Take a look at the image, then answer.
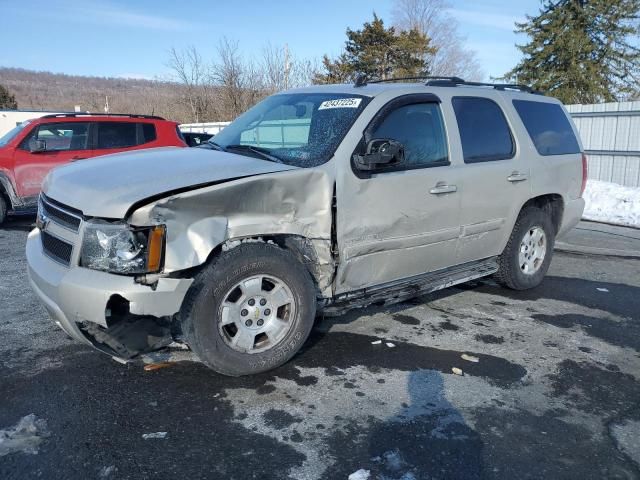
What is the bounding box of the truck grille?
[41,231,74,265]
[40,195,82,232]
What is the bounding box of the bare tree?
[211,38,266,120]
[262,43,290,92]
[167,46,216,122]
[261,43,318,92]
[392,0,483,80]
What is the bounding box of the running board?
[323,257,498,315]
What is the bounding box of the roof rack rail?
[371,75,465,84]
[352,74,541,94]
[40,113,165,120]
[354,75,465,86]
[425,78,541,94]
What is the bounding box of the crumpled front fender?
[129,168,335,295]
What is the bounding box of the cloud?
[449,8,525,31]
[84,3,195,31]
[8,0,199,32]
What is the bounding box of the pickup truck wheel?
[180,243,316,376]
[0,196,7,225]
[495,207,555,290]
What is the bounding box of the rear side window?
[97,122,137,149]
[370,102,449,168]
[512,100,581,155]
[142,123,157,143]
[96,122,156,149]
[452,97,514,163]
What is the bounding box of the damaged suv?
[26,77,586,375]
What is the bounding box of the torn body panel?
[26,228,193,330]
[129,168,336,297]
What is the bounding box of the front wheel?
[180,242,317,376]
[495,207,555,290]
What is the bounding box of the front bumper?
[26,228,193,348]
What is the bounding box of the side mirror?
[354,138,405,171]
[30,139,47,153]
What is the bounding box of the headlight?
[80,221,165,274]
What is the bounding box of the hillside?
[0,67,196,123]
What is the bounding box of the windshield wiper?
[224,144,283,164]
[204,140,226,151]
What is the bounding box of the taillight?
[580,153,588,197]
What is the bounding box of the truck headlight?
[80,221,165,274]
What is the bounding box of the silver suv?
[26,77,586,376]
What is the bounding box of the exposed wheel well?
[185,234,328,299]
[0,176,15,211]
[520,194,564,234]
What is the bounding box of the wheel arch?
[0,172,17,209]
[518,193,564,235]
[185,234,335,300]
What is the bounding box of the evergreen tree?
[506,0,640,103]
[315,13,435,83]
[0,84,18,109]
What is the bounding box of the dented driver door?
[334,94,463,294]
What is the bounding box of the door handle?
[429,182,457,195]
[71,156,87,161]
[507,172,529,182]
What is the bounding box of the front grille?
[40,196,81,232]
[41,231,73,266]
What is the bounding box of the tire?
[180,242,317,376]
[0,195,7,226]
[494,207,555,290]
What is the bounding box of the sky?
[0,0,542,81]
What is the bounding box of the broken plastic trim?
[78,294,174,359]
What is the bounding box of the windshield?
[0,121,30,147]
[211,93,369,167]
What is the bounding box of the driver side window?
[371,103,449,168]
[21,122,90,152]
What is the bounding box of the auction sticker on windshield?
[318,98,362,110]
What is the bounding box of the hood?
[43,147,297,218]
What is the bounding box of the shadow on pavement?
[1,216,35,232]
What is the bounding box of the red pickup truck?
[0,113,186,224]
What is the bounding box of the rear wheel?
[0,195,7,226]
[495,207,555,290]
[180,242,316,376]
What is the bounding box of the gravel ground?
[1,217,639,480]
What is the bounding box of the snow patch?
[0,414,50,457]
[142,432,168,439]
[583,180,640,227]
[348,469,370,480]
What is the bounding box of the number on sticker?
[318,98,362,110]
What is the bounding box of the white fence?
[567,102,640,187]
[179,122,230,136]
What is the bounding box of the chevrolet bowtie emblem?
[36,212,49,231]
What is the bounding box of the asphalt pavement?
[1,218,639,480]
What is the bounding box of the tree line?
[1,0,638,120]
